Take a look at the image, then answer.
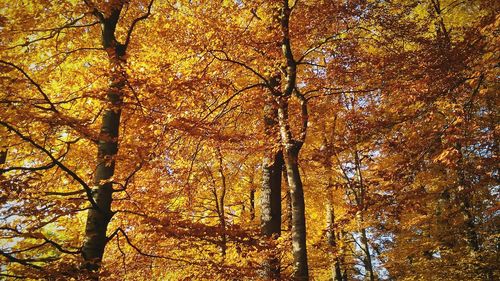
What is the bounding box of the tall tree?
[80,1,153,278]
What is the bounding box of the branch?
[44,189,86,196]
[111,228,192,263]
[83,0,105,22]
[200,83,265,122]
[1,161,57,174]
[1,228,80,255]
[112,161,144,192]
[0,121,99,210]
[0,250,44,270]
[208,50,270,87]
[305,87,378,100]
[1,141,73,174]
[124,0,154,48]
[0,60,58,112]
[6,15,97,49]
[19,20,99,33]
[297,31,347,63]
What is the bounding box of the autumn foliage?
[0,0,498,280]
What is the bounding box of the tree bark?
[277,97,309,280]
[250,187,256,221]
[216,148,227,259]
[326,201,343,281]
[361,228,374,281]
[81,5,126,279]
[283,146,308,280]
[0,150,6,164]
[284,167,292,231]
[322,134,343,281]
[261,94,283,279]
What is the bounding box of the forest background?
[0,0,498,280]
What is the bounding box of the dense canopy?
[0,0,498,280]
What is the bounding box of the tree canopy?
[0,0,498,280]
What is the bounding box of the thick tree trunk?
[261,151,283,237]
[276,94,308,280]
[261,95,283,279]
[82,58,124,276]
[283,147,308,280]
[81,7,125,279]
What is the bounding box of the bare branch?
[113,228,192,263]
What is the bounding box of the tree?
[0,0,497,280]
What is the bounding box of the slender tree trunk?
[250,187,256,221]
[352,150,374,281]
[361,228,374,281]
[342,269,348,281]
[217,149,227,259]
[82,7,126,279]
[456,144,480,252]
[323,135,343,281]
[326,202,343,281]
[261,94,283,279]
[284,167,292,231]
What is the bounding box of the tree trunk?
[284,167,292,231]
[81,57,124,276]
[250,187,256,221]
[276,94,308,280]
[283,147,308,280]
[361,228,374,281]
[456,144,480,252]
[0,150,6,164]
[261,151,283,236]
[217,149,227,259]
[261,95,283,279]
[323,135,343,281]
[81,7,126,279]
[326,202,343,281]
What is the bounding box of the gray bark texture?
[260,95,283,279]
[277,97,309,280]
[283,147,308,280]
